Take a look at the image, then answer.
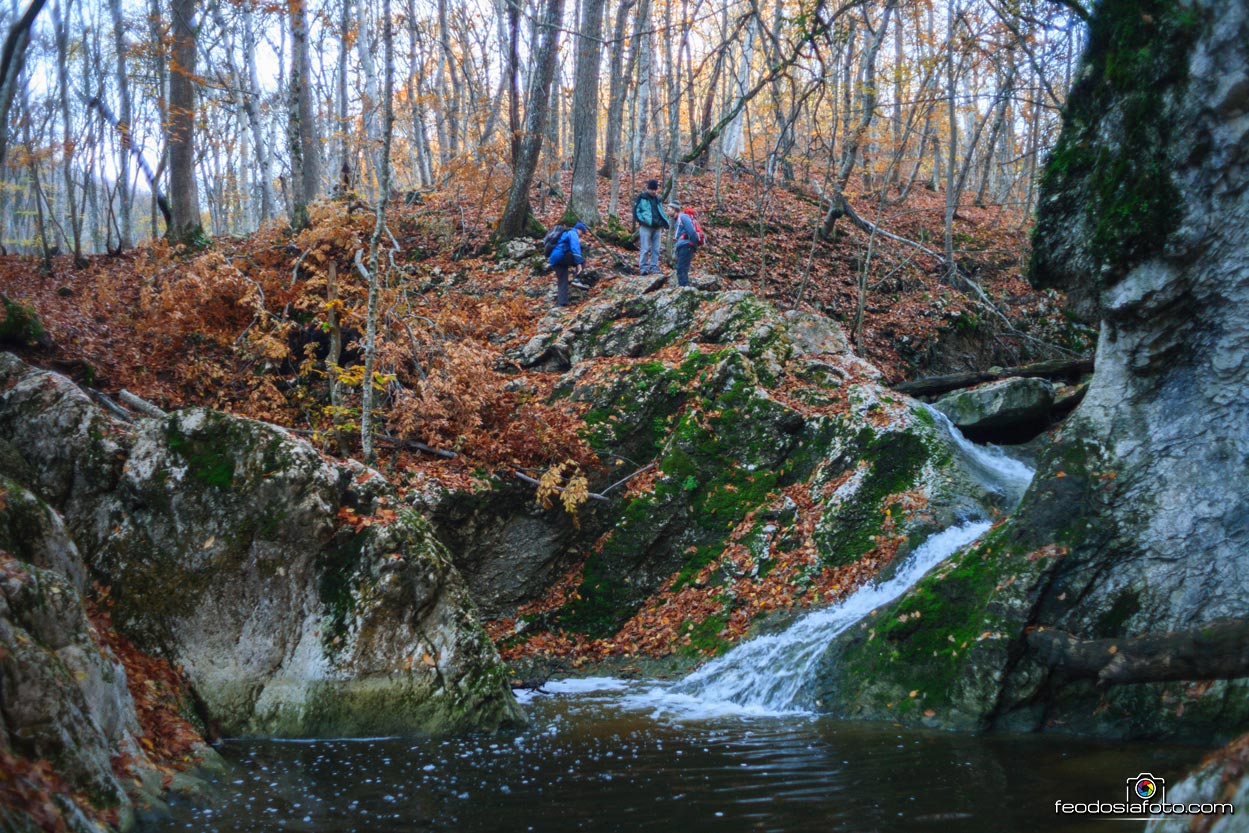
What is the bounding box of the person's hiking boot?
[571,279,590,290]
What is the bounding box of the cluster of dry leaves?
[87,588,203,774]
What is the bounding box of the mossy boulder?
[0,552,167,831]
[0,354,522,738]
[486,287,1020,655]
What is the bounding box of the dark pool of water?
[142,680,1207,833]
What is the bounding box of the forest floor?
[0,167,1093,667]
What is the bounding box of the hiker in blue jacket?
[549,221,587,307]
[633,179,669,275]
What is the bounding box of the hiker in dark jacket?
[548,221,587,307]
[672,204,699,288]
[633,179,669,275]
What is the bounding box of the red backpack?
[684,214,707,248]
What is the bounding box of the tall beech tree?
[568,0,604,225]
[167,0,200,244]
[287,0,320,230]
[495,0,564,241]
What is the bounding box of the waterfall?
[642,415,1035,717]
[926,405,1035,507]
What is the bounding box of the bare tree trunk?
[51,0,80,260]
[436,0,461,158]
[721,15,754,161]
[104,0,131,246]
[407,0,434,187]
[598,0,634,182]
[361,0,394,464]
[337,0,352,195]
[943,0,958,277]
[287,0,320,229]
[630,0,652,172]
[819,0,896,240]
[889,7,903,191]
[212,0,274,223]
[974,63,1015,207]
[495,0,564,240]
[505,0,520,164]
[569,0,604,224]
[167,0,200,244]
[358,0,381,194]
[662,0,681,200]
[146,0,168,238]
[1029,619,1249,686]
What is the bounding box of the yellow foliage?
[536,459,590,527]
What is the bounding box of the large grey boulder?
[933,377,1053,433]
[0,354,522,738]
[1,557,143,832]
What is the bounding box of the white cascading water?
[622,410,1036,718]
[926,405,1035,506]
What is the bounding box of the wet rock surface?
[817,0,1249,743]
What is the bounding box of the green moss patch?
[815,428,929,567]
[1032,0,1203,286]
[0,295,45,347]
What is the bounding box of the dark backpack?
[542,224,567,258]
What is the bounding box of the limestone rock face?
[1,560,142,821]
[0,354,521,739]
[0,479,187,833]
[422,483,581,620]
[933,377,1053,435]
[817,0,1249,742]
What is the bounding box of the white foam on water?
[515,676,634,704]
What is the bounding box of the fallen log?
[894,357,1094,398]
[1028,618,1249,685]
[118,389,168,419]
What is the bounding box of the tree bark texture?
[569,0,605,224]
[167,0,200,244]
[495,0,564,240]
[287,0,320,229]
[1028,620,1249,685]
